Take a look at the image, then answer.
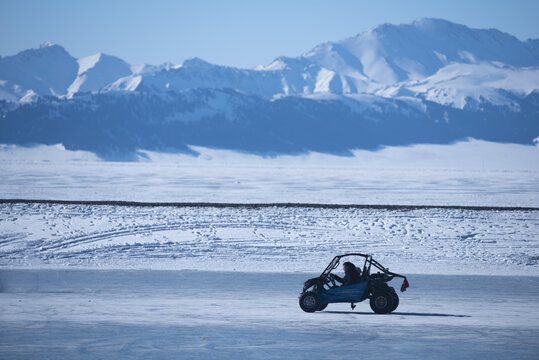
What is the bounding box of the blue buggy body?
[319,281,368,304]
[299,253,409,314]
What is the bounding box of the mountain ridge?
[2,18,538,104]
[0,18,538,159]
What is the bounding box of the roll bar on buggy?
[321,253,409,291]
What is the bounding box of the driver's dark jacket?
[331,271,361,286]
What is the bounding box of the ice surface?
[0,270,538,359]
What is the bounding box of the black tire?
[369,291,394,314]
[299,291,320,313]
[317,303,328,311]
[390,291,399,312]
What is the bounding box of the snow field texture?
[1,202,537,275]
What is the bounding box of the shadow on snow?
[321,311,471,318]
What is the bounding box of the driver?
[330,261,361,286]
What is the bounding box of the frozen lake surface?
[1,270,538,359]
[1,140,538,207]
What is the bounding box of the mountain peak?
[32,42,70,55]
[182,57,213,68]
[39,41,58,48]
[411,17,457,28]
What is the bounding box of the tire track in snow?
[1,202,537,272]
[31,221,329,253]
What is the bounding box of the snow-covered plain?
[1,139,538,359]
[1,139,538,207]
[1,202,538,275]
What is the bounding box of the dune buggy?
[299,253,409,314]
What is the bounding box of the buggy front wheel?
[317,303,328,311]
[299,292,320,313]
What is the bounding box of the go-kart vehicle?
[299,253,409,314]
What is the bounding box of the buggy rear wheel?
[299,291,320,313]
[389,288,399,312]
[369,292,394,314]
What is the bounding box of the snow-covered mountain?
[300,18,539,83]
[105,18,539,103]
[67,53,132,96]
[1,18,538,159]
[0,42,78,102]
[3,18,537,105]
[0,43,163,102]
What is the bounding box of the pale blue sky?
[1,0,538,68]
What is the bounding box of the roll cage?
[299,253,409,313]
[320,253,407,283]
